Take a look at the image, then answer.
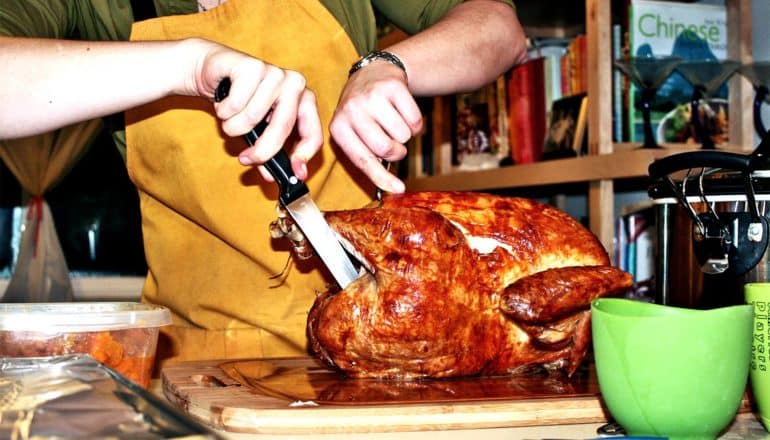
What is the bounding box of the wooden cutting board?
[161,357,612,434]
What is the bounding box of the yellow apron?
[125,0,372,367]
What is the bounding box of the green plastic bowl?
[591,298,752,440]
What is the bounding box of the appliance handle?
[648,151,750,179]
[649,150,763,222]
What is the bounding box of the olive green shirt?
[0,0,514,55]
[0,0,515,152]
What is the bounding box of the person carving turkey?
[0,0,527,367]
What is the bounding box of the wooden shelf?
[405,144,750,193]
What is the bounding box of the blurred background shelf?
[396,0,759,255]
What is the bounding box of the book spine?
[495,75,510,160]
[627,3,638,142]
[560,53,570,97]
[507,57,546,165]
[578,35,588,94]
[568,38,578,95]
[614,215,628,270]
[612,24,624,143]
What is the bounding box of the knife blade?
[215,78,359,288]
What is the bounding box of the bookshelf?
[399,0,756,253]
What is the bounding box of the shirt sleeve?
[372,0,516,35]
[0,0,137,41]
[0,0,74,37]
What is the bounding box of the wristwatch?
[348,51,407,78]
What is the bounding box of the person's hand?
[330,61,423,194]
[185,39,322,182]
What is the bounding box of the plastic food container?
[0,302,172,388]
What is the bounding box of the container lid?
[0,302,172,332]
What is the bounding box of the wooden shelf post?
[586,0,615,253]
[727,0,754,151]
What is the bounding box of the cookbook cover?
[626,0,728,144]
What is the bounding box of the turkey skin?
[307,191,632,379]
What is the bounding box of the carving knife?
[215,79,359,288]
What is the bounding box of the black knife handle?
[215,78,309,205]
[262,150,310,205]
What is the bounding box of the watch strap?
[348,51,407,79]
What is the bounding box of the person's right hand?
[184,38,322,182]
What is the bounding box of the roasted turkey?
[306,191,632,379]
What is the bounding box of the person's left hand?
[330,61,423,194]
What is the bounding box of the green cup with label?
[745,283,770,431]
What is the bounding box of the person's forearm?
[0,36,198,139]
[384,0,527,96]
[1,35,324,181]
